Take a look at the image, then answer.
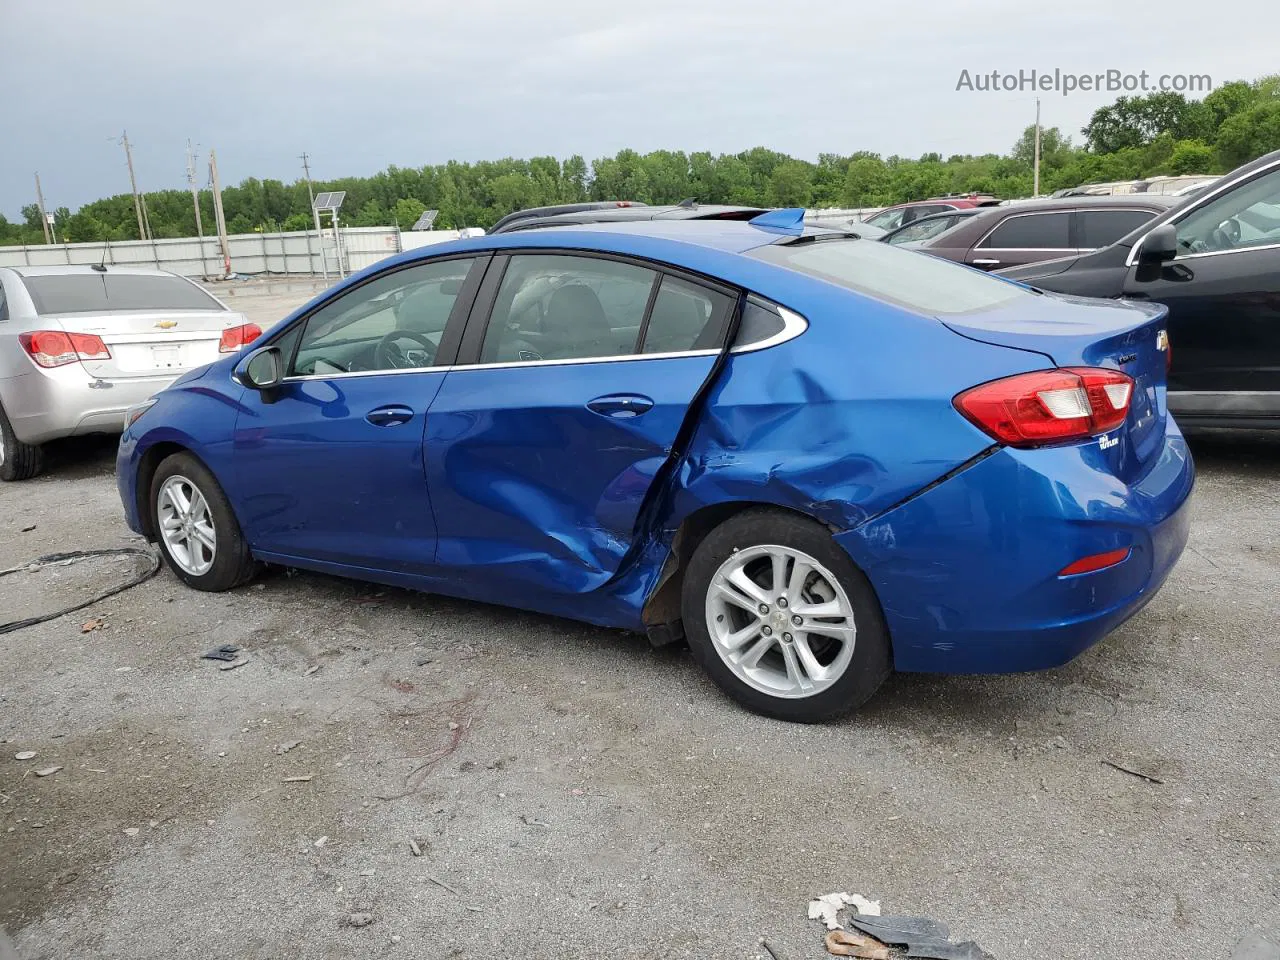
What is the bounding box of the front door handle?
[365,404,414,426]
[971,258,1002,268]
[586,394,654,418]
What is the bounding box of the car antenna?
[91,244,108,272]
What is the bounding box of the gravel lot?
[1,280,1277,959]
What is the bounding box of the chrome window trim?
[1125,155,1280,267]
[1135,239,1280,266]
[273,306,807,381]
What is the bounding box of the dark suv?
[1001,148,1280,430]
[490,200,768,234]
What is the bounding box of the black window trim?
[449,247,742,369]
[1070,206,1162,250]
[265,252,490,383]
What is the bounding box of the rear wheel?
[150,452,256,591]
[681,509,892,722]
[0,401,44,481]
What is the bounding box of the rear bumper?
[0,367,176,445]
[836,425,1195,673]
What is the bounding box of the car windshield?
[749,238,1029,315]
[887,217,959,244]
[21,273,224,315]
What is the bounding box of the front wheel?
[150,452,257,591]
[681,509,892,722]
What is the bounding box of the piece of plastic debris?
[520,815,549,828]
[21,525,36,533]
[826,929,891,959]
[359,869,375,877]
[304,665,321,677]
[347,913,374,927]
[408,838,423,857]
[314,836,328,848]
[34,766,62,777]
[846,915,995,960]
[219,657,249,671]
[808,892,882,930]
[283,775,313,783]
[200,644,241,662]
[123,828,140,837]
[14,751,36,761]
[275,740,302,755]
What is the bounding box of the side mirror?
[1138,223,1178,263]
[236,345,284,391]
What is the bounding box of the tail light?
[1059,547,1131,577]
[18,330,111,368]
[219,322,262,353]
[954,367,1134,447]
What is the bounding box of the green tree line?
[4,75,1279,247]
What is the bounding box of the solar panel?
[312,191,346,211]
[410,209,439,231]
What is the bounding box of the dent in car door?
[423,253,736,600]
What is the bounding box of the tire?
[150,452,257,591]
[0,401,45,481]
[681,508,892,722]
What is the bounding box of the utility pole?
[209,149,231,278]
[34,173,52,245]
[187,140,209,278]
[300,151,327,281]
[119,131,148,241]
[1033,97,1042,198]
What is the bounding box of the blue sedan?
[116,210,1193,721]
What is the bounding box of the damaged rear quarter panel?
[659,279,1049,545]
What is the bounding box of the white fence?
[0,226,406,278]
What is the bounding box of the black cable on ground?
[0,547,161,635]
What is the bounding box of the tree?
[768,161,813,207]
[1203,81,1259,133]
[841,156,890,206]
[1165,140,1216,174]
[1083,92,1211,153]
[1216,100,1280,168]
[393,197,427,231]
[1011,125,1072,168]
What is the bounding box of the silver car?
[0,265,259,480]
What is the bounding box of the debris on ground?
[345,913,374,927]
[808,892,882,930]
[314,836,328,848]
[80,618,106,633]
[33,766,62,777]
[520,815,549,828]
[13,751,36,761]
[282,775,313,783]
[218,657,250,672]
[274,740,301,755]
[303,665,322,677]
[845,914,995,960]
[825,929,890,958]
[408,838,423,857]
[200,644,241,662]
[1101,758,1165,784]
[123,828,140,837]
[21,525,36,532]
[426,875,461,896]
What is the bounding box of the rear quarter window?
[748,238,1028,316]
[21,273,224,315]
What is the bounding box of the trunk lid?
[47,310,250,380]
[943,291,1171,479]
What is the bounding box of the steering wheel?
[373,330,436,369]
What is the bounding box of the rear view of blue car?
[115,212,1193,721]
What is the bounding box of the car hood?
[996,254,1081,281]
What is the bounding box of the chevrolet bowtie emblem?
[155,319,178,329]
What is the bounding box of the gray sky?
[3,0,1273,218]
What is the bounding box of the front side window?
[480,255,657,363]
[749,238,1028,316]
[978,212,1071,249]
[1077,209,1158,248]
[888,216,960,244]
[864,208,905,230]
[21,272,224,315]
[1173,167,1280,255]
[290,257,475,376]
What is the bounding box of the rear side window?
[21,273,224,315]
[0,281,8,322]
[1077,209,1157,248]
[732,298,786,346]
[641,276,732,354]
[749,238,1028,316]
[979,212,1071,249]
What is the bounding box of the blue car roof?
[481,219,786,255]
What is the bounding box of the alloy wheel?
[157,474,217,576]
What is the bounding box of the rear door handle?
[365,404,414,426]
[586,394,654,418]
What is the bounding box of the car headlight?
[124,398,158,429]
